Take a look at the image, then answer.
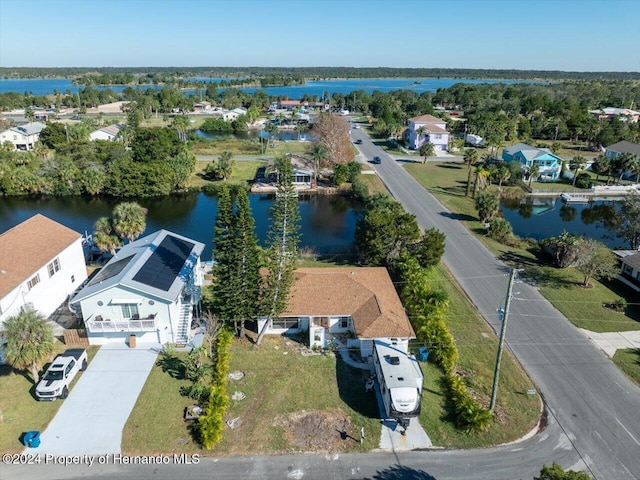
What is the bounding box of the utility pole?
[489,267,516,412]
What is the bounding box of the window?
[622,264,633,275]
[434,134,442,139]
[71,275,75,283]
[121,304,139,319]
[272,317,299,329]
[340,317,349,329]
[47,258,61,277]
[27,274,40,290]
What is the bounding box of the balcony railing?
[86,318,157,333]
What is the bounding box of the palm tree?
[93,216,121,255]
[217,150,234,181]
[307,143,328,184]
[112,202,148,243]
[591,155,610,182]
[464,149,479,197]
[475,192,500,223]
[614,152,636,184]
[2,310,55,384]
[528,162,540,188]
[419,142,435,163]
[472,165,489,198]
[497,165,511,188]
[569,156,587,186]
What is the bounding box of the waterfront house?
[69,230,204,346]
[614,251,640,292]
[257,267,416,358]
[89,123,125,142]
[589,107,639,123]
[605,141,640,161]
[502,143,563,181]
[407,114,449,151]
[0,121,46,151]
[0,214,88,326]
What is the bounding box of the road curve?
[352,127,640,480]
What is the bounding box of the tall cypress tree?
[256,156,300,346]
[211,184,236,326]
[232,188,261,338]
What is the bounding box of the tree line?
[3,66,639,81]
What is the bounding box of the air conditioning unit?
[22,302,35,313]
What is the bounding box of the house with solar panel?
[69,230,205,345]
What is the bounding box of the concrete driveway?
[34,342,160,455]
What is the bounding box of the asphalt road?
[351,127,640,480]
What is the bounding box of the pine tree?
[232,188,261,338]
[256,156,300,346]
[211,184,236,326]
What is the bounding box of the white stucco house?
[89,123,125,142]
[0,214,88,326]
[69,230,204,346]
[407,114,449,151]
[257,267,416,358]
[0,121,47,150]
[222,107,247,121]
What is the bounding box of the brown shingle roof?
[283,267,415,339]
[408,114,445,124]
[420,124,448,134]
[0,214,82,298]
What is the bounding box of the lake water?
[500,197,628,249]
[196,129,317,142]
[0,77,543,97]
[0,193,362,261]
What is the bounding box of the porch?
[85,314,157,333]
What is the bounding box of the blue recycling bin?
[23,431,41,448]
[418,347,429,362]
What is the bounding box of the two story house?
[70,229,204,346]
[502,143,563,182]
[0,121,47,151]
[407,114,449,151]
[0,214,88,325]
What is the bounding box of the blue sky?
[1,0,639,71]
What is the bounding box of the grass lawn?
[612,349,640,387]
[404,161,640,333]
[191,138,309,157]
[123,337,382,455]
[417,265,540,448]
[190,160,267,189]
[0,344,100,453]
[359,173,389,196]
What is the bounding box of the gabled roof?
[606,141,640,157]
[620,252,640,271]
[92,123,124,137]
[408,114,445,124]
[0,214,82,298]
[503,143,559,161]
[283,267,415,339]
[589,107,640,116]
[71,230,204,304]
[418,124,447,134]
[11,121,47,136]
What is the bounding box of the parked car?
[36,349,88,401]
[355,139,363,144]
[372,156,382,164]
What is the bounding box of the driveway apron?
[34,343,160,455]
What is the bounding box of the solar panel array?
[132,235,195,291]
[88,255,135,286]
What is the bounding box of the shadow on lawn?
[156,353,185,380]
[335,356,379,419]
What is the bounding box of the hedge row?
[396,254,493,433]
[198,328,233,449]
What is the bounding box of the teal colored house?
[502,143,563,182]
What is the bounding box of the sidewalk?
[580,328,640,357]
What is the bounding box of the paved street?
[351,127,640,479]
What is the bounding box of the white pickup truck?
[36,349,88,401]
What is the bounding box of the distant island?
[1,66,639,82]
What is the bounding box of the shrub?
[198,328,233,449]
[574,172,592,189]
[488,218,513,242]
[350,178,369,201]
[446,372,493,433]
